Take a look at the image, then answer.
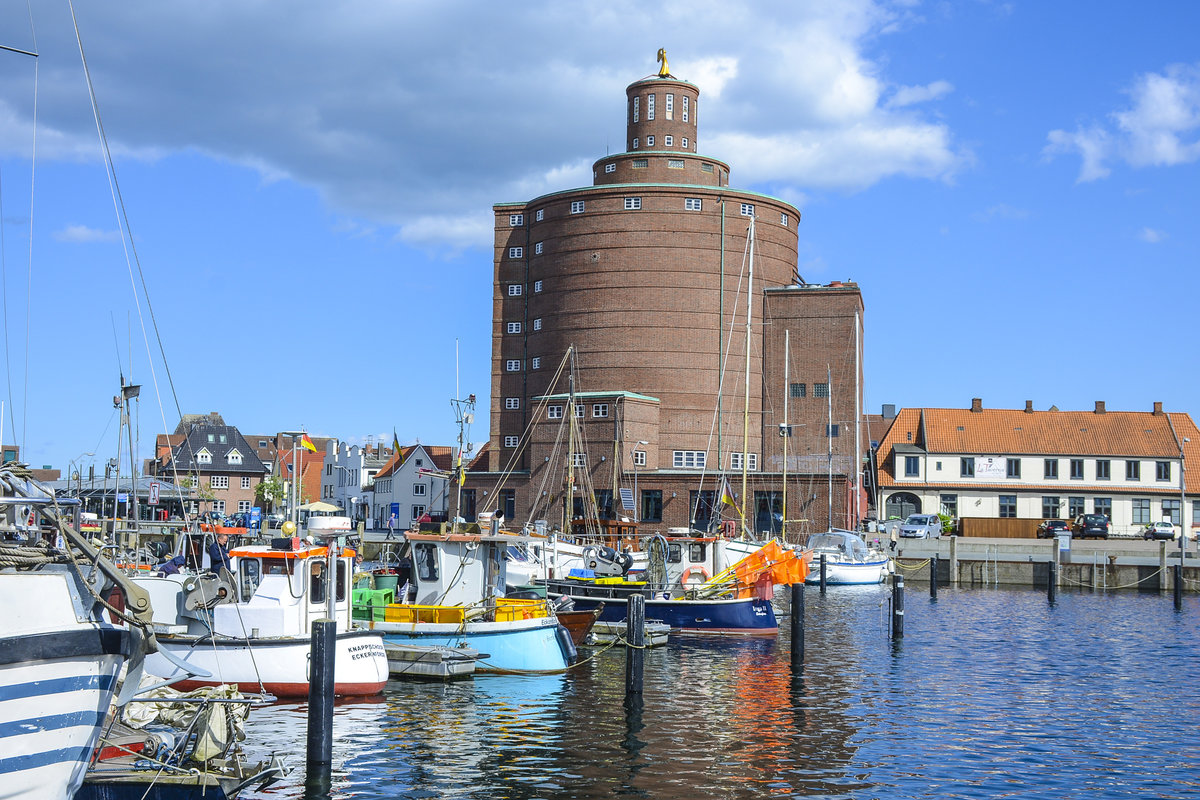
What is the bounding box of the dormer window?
[196,448,212,465]
[227,449,243,466]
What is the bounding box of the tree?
[256,475,287,513]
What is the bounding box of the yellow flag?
[301,433,317,453]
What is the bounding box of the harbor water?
[241,586,1200,799]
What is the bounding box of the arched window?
[885,492,922,519]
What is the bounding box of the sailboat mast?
[826,364,833,531]
[741,220,754,539]
[564,349,576,536]
[782,330,789,543]
[854,311,861,528]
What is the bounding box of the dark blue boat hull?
[547,581,777,635]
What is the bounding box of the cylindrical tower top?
[625,51,699,156]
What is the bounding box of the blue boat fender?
[555,624,578,664]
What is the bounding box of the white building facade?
[370,444,455,531]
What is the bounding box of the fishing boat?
[0,467,153,800]
[804,529,890,585]
[542,534,807,635]
[134,517,388,697]
[360,527,574,674]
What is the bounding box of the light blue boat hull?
[371,617,568,675]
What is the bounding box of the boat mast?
[854,311,861,528]
[740,220,754,539]
[782,329,789,543]
[827,364,833,531]
[563,347,576,536]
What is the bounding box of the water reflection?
[242,588,1200,799]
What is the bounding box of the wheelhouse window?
[414,543,439,582]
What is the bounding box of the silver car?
[899,513,941,538]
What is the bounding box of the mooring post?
[790,582,805,667]
[819,553,827,594]
[930,555,939,599]
[1047,560,1057,603]
[1174,564,1183,611]
[625,594,645,699]
[306,619,337,773]
[891,573,904,639]
[949,534,959,587]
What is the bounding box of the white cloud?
[886,80,954,108]
[1138,227,1167,243]
[1045,62,1200,182]
[54,225,120,243]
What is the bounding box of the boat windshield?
[809,532,868,558]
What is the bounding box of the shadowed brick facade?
[458,60,865,539]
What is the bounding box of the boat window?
[310,560,327,604]
[415,543,439,582]
[667,543,682,563]
[239,558,261,602]
[336,560,346,602]
[687,542,707,562]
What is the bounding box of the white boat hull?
[145,629,388,698]
[805,558,890,585]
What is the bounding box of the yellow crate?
[383,605,464,624]
[494,598,546,621]
[595,577,642,586]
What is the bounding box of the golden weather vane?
[657,48,669,77]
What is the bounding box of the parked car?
[1071,514,1109,539]
[899,513,941,539]
[1142,521,1178,541]
[1036,519,1071,539]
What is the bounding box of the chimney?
[1153,401,1163,416]
[970,398,983,413]
[882,403,896,419]
[1025,400,1034,414]
[1094,400,1106,414]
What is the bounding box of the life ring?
[681,565,710,585]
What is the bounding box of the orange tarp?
[731,541,810,597]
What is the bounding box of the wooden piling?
[790,583,804,667]
[306,619,337,772]
[891,574,904,639]
[930,555,938,599]
[1047,560,1057,603]
[625,594,645,699]
[819,554,827,594]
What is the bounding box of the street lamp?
[632,440,648,524]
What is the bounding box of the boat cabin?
[221,537,356,635]
[406,530,516,608]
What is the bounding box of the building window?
[1132,498,1150,524]
[673,451,707,469]
[211,476,229,489]
[904,456,919,477]
[498,489,516,519]
[814,383,829,398]
[508,246,523,259]
[633,96,639,123]
[197,450,212,465]
[681,137,689,149]
[999,495,1017,518]
[682,95,689,122]
[534,242,543,255]
[507,284,522,296]
[506,322,521,334]
[633,449,647,467]
[238,500,251,513]
[1094,497,1112,519]
[826,424,839,437]
[667,159,684,169]
[413,483,427,496]
[531,357,541,369]
[1096,459,1111,480]
[641,490,663,522]
[212,500,225,514]
[632,158,648,168]
[665,135,674,147]
[940,494,958,518]
[1126,460,1141,480]
[1007,458,1021,479]
[647,93,655,120]
[605,163,616,174]
[504,436,519,448]
[633,137,638,149]
[646,135,655,147]
[1156,461,1171,481]
[534,280,543,293]
[789,382,806,398]
[665,93,673,119]
[227,450,243,465]
[1070,459,1084,480]
[701,163,714,173]
[506,360,521,372]
[570,201,585,214]
[685,198,702,211]
[1044,459,1058,479]
[961,457,975,478]
[781,213,789,226]
[572,453,586,468]
[505,397,520,409]
[592,403,609,418]
[1068,497,1086,517]
[1042,496,1060,519]
[730,452,758,471]
[740,203,754,217]
[548,405,563,419]
[533,318,542,331]
[242,476,252,490]
[1163,499,1181,524]
[509,214,523,226]
[574,404,584,418]
[624,197,642,210]
[410,505,426,522]
[536,208,544,222]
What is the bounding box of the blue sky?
[0,1,1197,476]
